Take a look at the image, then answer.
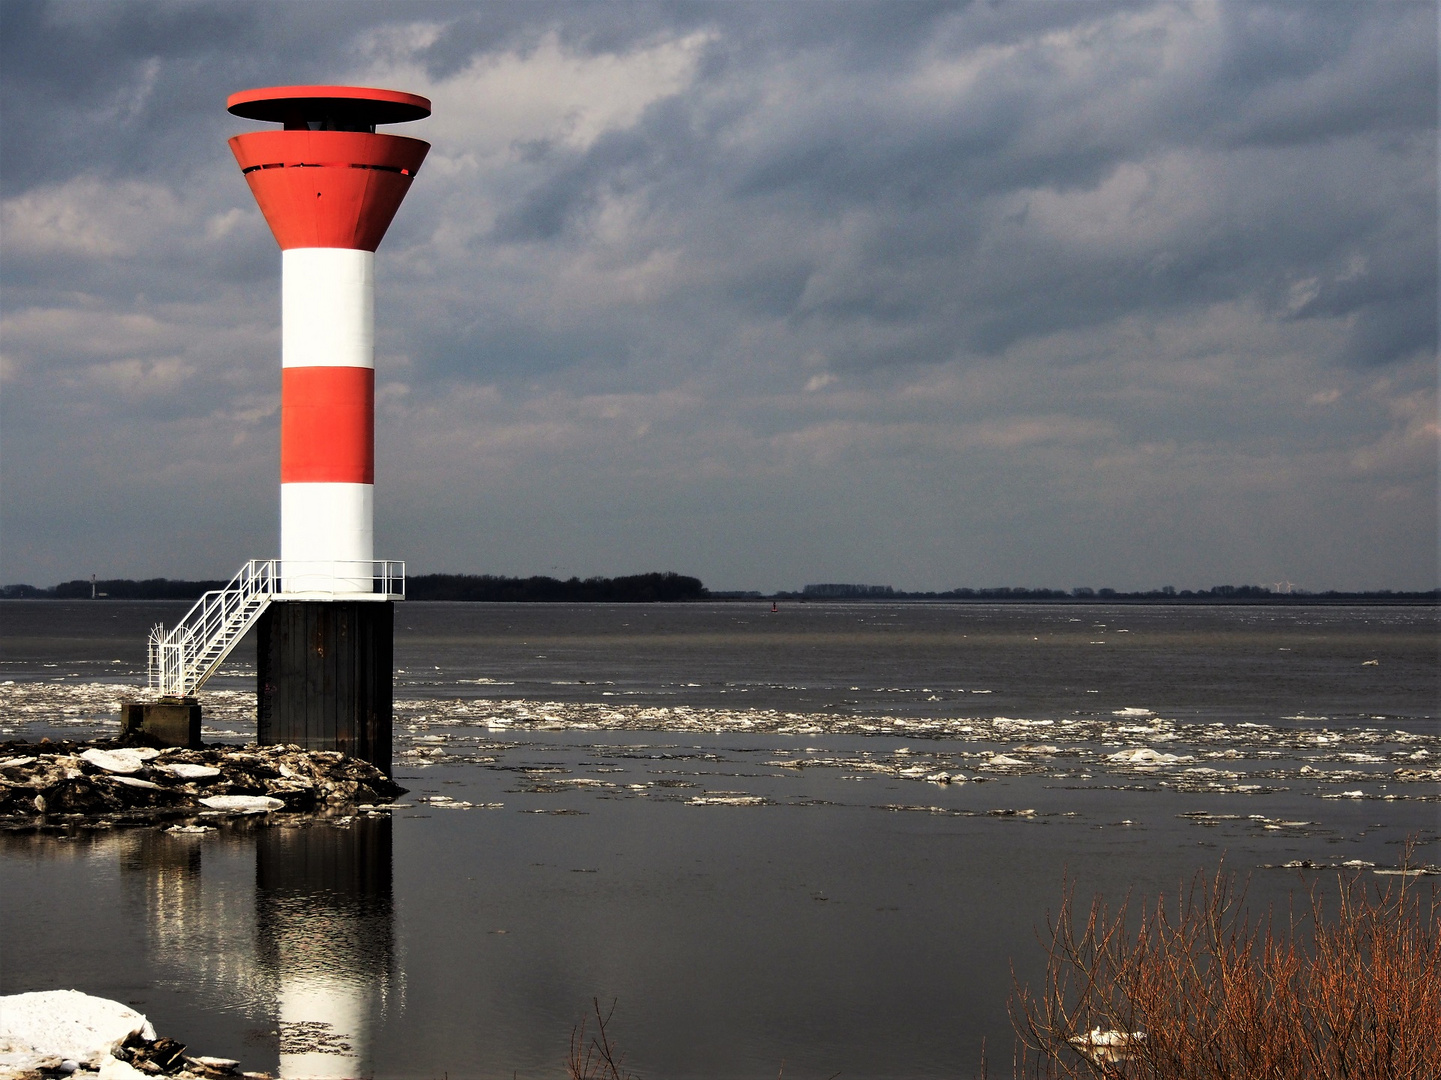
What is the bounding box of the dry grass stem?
[568,997,635,1080]
[1011,853,1440,1079]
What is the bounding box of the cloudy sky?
[1,1,1436,593]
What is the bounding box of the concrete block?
[121,698,202,748]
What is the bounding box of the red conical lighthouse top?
[228,85,431,251]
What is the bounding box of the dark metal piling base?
[257,600,393,774]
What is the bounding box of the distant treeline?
[2,572,709,603]
[778,584,1439,603]
[408,572,708,602]
[2,578,229,600]
[2,577,1434,604]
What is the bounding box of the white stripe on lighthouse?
[282,248,374,368]
[281,483,374,594]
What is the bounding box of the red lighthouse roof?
[228,84,431,251]
[227,85,431,128]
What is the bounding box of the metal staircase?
[148,559,279,697]
[146,558,406,696]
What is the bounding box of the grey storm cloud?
[1,1,1435,592]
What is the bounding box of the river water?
[1,600,1437,1078]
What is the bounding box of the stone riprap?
[0,741,405,829]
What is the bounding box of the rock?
[0,740,405,827]
[124,1035,186,1072]
[45,776,127,815]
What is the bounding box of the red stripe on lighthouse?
[281,366,375,484]
[228,130,429,251]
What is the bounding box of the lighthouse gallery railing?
[147,559,404,696]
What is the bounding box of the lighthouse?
[227,85,430,771]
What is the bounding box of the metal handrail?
[278,559,406,598]
[147,559,405,696]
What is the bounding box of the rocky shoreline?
[0,740,405,830]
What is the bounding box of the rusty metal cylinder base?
[257,600,393,773]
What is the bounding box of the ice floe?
[0,989,155,1071]
[1070,1027,1145,1065]
[687,794,768,806]
[198,795,285,814]
[0,989,256,1077]
[79,748,160,774]
[156,763,221,781]
[1108,748,1193,766]
[983,754,1028,768]
[4,681,1437,818]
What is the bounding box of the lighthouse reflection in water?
[259,820,394,1078]
[129,819,395,1079]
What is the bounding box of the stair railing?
[146,559,404,696]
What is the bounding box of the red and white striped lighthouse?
[227,86,430,770]
[228,85,429,593]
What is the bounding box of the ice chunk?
[1108,748,1189,765]
[1069,1027,1146,1065]
[0,989,156,1070]
[159,763,222,780]
[984,754,1027,767]
[198,795,285,813]
[686,795,767,806]
[108,776,162,790]
[97,1057,148,1079]
[79,748,157,775]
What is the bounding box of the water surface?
[2,601,1436,1077]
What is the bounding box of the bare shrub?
[568,997,634,1080]
[1010,859,1440,1079]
